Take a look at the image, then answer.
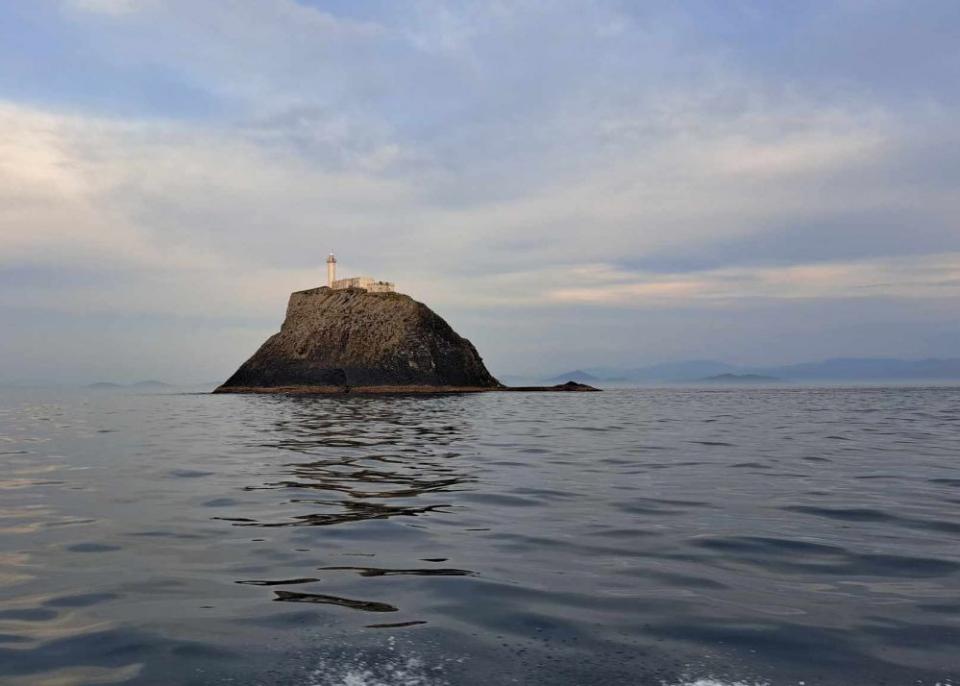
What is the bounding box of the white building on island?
[325,253,395,293]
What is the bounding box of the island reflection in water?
[1,387,959,685]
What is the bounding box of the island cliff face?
[215,287,502,393]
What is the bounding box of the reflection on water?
[2,664,143,686]
[273,590,399,613]
[0,387,959,685]
[316,567,475,577]
[214,501,452,528]
[226,397,474,533]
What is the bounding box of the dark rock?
[215,287,501,393]
[505,381,602,392]
[553,381,602,391]
[544,370,600,383]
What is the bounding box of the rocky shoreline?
[213,381,600,394]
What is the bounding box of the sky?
[1,0,959,384]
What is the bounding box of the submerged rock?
[215,287,502,393]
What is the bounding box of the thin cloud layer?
[0,1,958,383]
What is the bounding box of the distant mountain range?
[546,358,960,383]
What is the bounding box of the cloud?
[0,80,954,317]
[1,1,959,380]
[0,101,419,319]
[65,0,140,15]
[544,255,960,306]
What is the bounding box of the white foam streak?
[306,655,448,686]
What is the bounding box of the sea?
[0,385,958,686]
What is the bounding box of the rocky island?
[215,266,598,394]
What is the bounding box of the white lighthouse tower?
[326,252,337,287]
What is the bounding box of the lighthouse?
[323,252,395,293]
[326,252,337,287]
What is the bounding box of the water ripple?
[1,386,959,684]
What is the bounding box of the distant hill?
[130,380,173,389]
[699,373,781,383]
[753,358,960,381]
[614,360,738,381]
[548,358,960,383]
[544,370,600,383]
[566,360,739,382]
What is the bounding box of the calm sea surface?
[0,387,958,686]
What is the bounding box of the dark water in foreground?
[1,387,958,686]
